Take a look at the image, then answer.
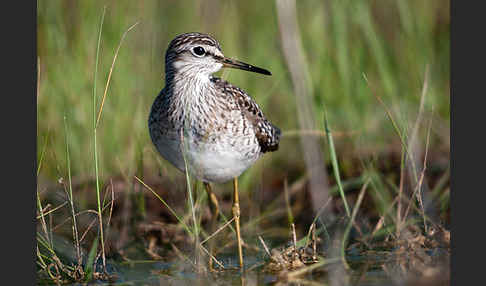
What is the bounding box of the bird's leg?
[232,177,244,269]
[204,182,220,271]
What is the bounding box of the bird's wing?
[211,77,281,153]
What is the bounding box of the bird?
[148,32,280,269]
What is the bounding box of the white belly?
[154,137,259,183]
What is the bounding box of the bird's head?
[165,32,271,80]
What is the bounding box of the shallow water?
[38,250,420,286]
[38,222,449,285]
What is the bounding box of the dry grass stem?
[304,223,314,249]
[199,244,225,269]
[170,243,196,269]
[403,113,433,228]
[37,195,51,245]
[258,236,272,257]
[407,64,431,181]
[312,224,317,261]
[371,196,399,238]
[103,180,116,248]
[96,21,139,128]
[291,223,297,252]
[304,197,333,246]
[200,216,235,245]
[80,218,99,243]
[51,204,112,233]
[362,73,416,175]
[396,150,406,236]
[36,201,68,220]
[134,175,192,236]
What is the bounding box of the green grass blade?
[64,115,81,263]
[324,108,350,217]
[180,132,201,265]
[134,176,193,237]
[37,130,49,176]
[284,179,294,225]
[341,178,369,269]
[84,234,99,280]
[92,5,107,271]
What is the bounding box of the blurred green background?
[37,0,449,191]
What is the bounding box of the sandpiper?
[148,32,280,269]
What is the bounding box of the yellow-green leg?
[204,182,220,271]
[232,177,244,269]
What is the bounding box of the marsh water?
[38,230,449,286]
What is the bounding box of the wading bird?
[149,32,280,269]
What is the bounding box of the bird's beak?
[216,56,271,76]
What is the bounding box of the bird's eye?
[192,46,206,57]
